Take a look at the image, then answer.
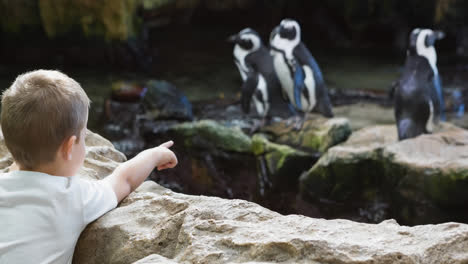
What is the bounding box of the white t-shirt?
[0,171,118,264]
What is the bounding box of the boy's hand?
[8,161,19,172]
[155,141,178,171]
[106,140,179,202]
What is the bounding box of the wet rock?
[74,180,468,264]
[141,119,252,153]
[252,134,317,193]
[260,115,352,152]
[111,81,147,102]
[142,80,193,121]
[170,120,251,152]
[142,119,258,201]
[300,123,468,224]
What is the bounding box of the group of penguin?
[229,18,446,140]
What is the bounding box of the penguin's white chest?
[252,74,269,117]
[426,99,434,132]
[234,45,249,81]
[272,51,295,104]
[302,65,317,112]
[272,52,317,112]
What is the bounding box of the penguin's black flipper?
[240,72,259,114]
[315,90,334,118]
[294,42,333,118]
[293,43,325,85]
[388,81,399,100]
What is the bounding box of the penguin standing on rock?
[393,28,445,140]
[270,19,333,129]
[228,28,289,127]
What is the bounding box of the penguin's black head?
[228,28,262,51]
[278,19,301,41]
[408,28,445,56]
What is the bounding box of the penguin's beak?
[434,30,445,40]
[270,26,280,42]
[227,34,238,43]
[425,30,445,47]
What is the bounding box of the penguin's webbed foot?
[293,117,305,131]
[248,118,266,135]
[288,115,304,131]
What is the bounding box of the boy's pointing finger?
[159,140,174,148]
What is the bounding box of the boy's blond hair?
[1,70,90,170]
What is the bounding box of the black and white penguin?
[228,28,288,125]
[394,28,445,140]
[269,19,333,129]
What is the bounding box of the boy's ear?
[62,135,77,161]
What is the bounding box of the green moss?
[142,0,173,9]
[173,120,252,153]
[420,169,468,207]
[301,131,324,151]
[38,0,139,40]
[251,134,267,156]
[254,134,315,185]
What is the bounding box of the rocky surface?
[2,126,467,263]
[74,180,468,264]
[300,123,468,225]
[81,130,128,180]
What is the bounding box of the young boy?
[0,70,178,263]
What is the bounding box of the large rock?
[82,130,128,180]
[300,123,468,224]
[170,120,252,153]
[142,119,258,200]
[74,180,468,264]
[260,115,352,152]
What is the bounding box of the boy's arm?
[104,141,177,202]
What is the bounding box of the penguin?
[393,28,445,140]
[269,19,333,129]
[228,28,289,126]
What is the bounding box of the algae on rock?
[171,120,252,153]
[260,115,352,153]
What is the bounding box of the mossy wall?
[0,0,466,43]
[39,0,139,41]
[0,0,141,41]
